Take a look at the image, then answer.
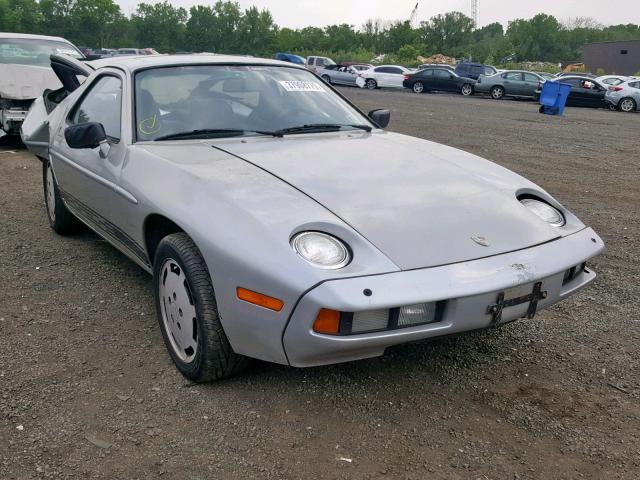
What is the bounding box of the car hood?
[213,131,562,270]
[0,64,61,100]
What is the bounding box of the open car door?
[21,54,94,160]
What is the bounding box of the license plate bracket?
[487,281,548,326]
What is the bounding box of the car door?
[49,70,141,261]
[522,73,541,97]
[419,69,436,90]
[387,67,405,88]
[21,55,94,159]
[502,72,525,96]
[563,78,584,106]
[433,69,454,91]
[372,67,389,86]
[583,81,606,107]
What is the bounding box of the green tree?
[419,12,474,56]
[239,6,276,55]
[132,1,187,52]
[70,0,125,48]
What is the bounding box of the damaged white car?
[0,33,83,137]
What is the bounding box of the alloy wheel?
[491,87,504,99]
[461,84,473,96]
[413,82,424,93]
[620,98,636,112]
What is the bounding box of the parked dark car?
[560,76,608,108]
[274,52,305,65]
[403,68,476,96]
[455,62,497,80]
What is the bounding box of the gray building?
[583,40,640,76]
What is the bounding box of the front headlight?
[291,231,350,269]
[520,198,565,227]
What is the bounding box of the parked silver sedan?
[22,54,603,382]
[317,64,360,86]
[605,79,640,112]
[475,70,545,100]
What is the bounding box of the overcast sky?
[117,0,640,28]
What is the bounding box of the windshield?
[135,65,371,141]
[0,38,82,67]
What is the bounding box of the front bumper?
[283,227,603,367]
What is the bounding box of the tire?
[42,158,82,235]
[461,83,474,96]
[412,81,424,94]
[618,97,637,112]
[490,86,505,100]
[321,74,331,84]
[365,79,377,90]
[153,233,249,382]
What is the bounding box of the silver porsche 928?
[21,54,604,382]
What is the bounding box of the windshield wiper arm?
[154,128,281,141]
[272,123,373,136]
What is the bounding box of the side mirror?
[65,122,107,149]
[450,74,455,79]
[368,109,391,128]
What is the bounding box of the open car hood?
[215,132,563,270]
[0,65,61,100]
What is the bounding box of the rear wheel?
[461,83,474,96]
[365,79,377,90]
[618,97,637,112]
[490,86,505,100]
[412,81,424,93]
[42,159,82,235]
[154,233,249,382]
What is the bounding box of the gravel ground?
[1,89,639,479]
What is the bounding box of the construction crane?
[409,2,419,27]
[471,0,478,28]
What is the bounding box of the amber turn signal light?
[313,309,341,335]
[236,287,284,312]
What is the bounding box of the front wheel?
[490,86,505,100]
[42,159,82,235]
[618,97,637,112]
[412,81,424,93]
[154,233,249,382]
[461,83,474,96]
[365,79,377,90]
[321,74,331,84]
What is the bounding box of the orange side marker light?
[313,309,341,335]
[237,287,284,312]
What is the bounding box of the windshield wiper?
[272,123,373,136]
[154,128,280,141]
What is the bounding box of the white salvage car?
[0,33,83,137]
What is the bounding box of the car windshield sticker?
[279,81,326,92]
[138,115,161,136]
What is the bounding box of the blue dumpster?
[539,81,572,116]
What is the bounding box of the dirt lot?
[1,90,639,480]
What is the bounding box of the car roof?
[0,32,73,43]
[87,54,307,72]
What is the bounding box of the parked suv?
[455,62,497,80]
[306,56,336,73]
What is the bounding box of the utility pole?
[471,0,478,28]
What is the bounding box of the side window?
[523,73,539,82]
[630,82,640,89]
[504,72,523,81]
[564,78,581,87]
[374,67,388,73]
[307,57,314,65]
[435,69,450,77]
[484,67,496,76]
[422,69,434,76]
[388,67,403,75]
[71,76,122,140]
